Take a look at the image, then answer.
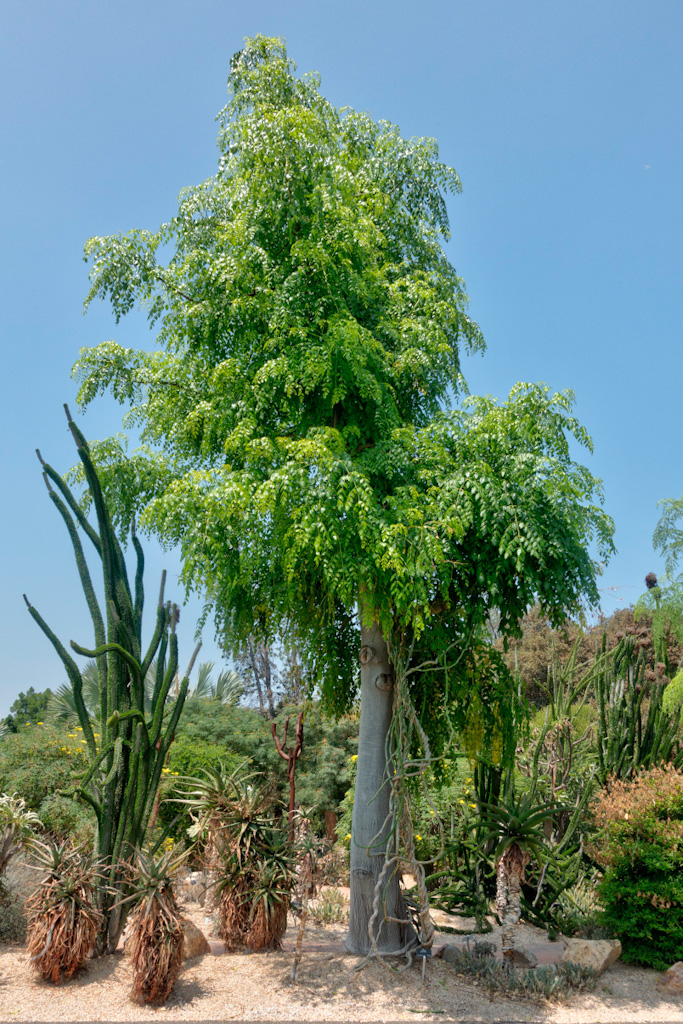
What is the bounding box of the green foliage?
[8,686,52,728]
[173,700,358,832]
[0,724,90,814]
[590,765,683,970]
[663,669,683,717]
[653,495,683,577]
[72,36,614,752]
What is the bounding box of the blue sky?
[1,1,681,714]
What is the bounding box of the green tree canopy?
[8,687,52,727]
[74,36,613,737]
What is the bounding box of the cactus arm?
[140,573,167,680]
[36,450,102,556]
[131,520,144,646]
[23,596,97,760]
[59,785,102,819]
[106,709,151,751]
[112,724,142,865]
[143,670,192,829]
[41,475,106,648]
[149,628,169,711]
[150,629,179,746]
[71,640,143,687]
[70,740,117,794]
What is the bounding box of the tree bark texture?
[500,846,527,958]
[345,614,411,955]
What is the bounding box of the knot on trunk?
[359,645,376,665]
[374,673,393,691]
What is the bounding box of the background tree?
[73,36,614,953]
[6,687,52,730]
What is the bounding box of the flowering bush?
[589,764,683,969]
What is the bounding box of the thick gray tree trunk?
[345,614,413,955]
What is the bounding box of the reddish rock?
[180,917,210,960]
[657,961,683,996]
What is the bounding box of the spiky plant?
[176,761,295,950]
[122,849,186,1005]
[0,794,42,892]
[24,407,200,952]
[481,791,557,959]
[25,841,102,984]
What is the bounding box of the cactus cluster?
[24,406,199,952]
[595,634,683,784]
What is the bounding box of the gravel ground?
[0,912,680,1023]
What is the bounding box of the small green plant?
[310,886,348,925]
[445,944,597,1001]
[0,794,41,884]
[25,841,102,984]
[121,849,186,1005]
[589,764,683,970]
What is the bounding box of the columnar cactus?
[24,406,199,952]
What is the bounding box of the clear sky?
[1,1,681,715]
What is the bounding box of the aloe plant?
[24,406,199,952]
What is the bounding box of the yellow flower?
[415,834,422,841]
[469,803,476,809]
[75,726,82,731]
[459,799,465,804]
[345,834,351,840]
[162,768,170,774]
[466,778,473,783]
[429,809,436,814]
[351,754,358,761]
[171,772,179,776]
[37,722,44,726]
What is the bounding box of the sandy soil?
[0,901,681,1024]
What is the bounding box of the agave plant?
[0,793,42,888]
[481,791,557,959]
[175,761,295,950]
[25,841,103,983]
[121,849,187,1005]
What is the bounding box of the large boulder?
[657,961,683,996]
[180,917,210,960]
[561,938,621,975]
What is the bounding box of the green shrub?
[310,887,348,925]
[590,764,683,970]
[663,669,683,717]
[38,795,96,846]
[0,726,96,847]
[0,725,89,811]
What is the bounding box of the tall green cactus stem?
[24,405,200,952]
[595,635,683,785]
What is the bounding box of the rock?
[657,961,683,996]
[442,944,464,965]
[181,917,210,959]
[561,938,621,975]
[505,944,538,968]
